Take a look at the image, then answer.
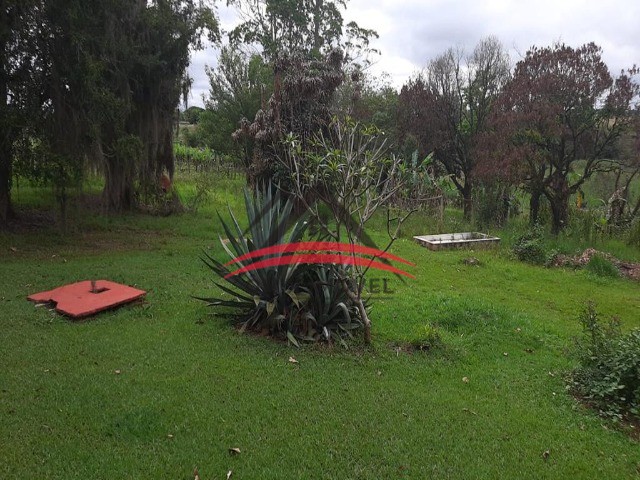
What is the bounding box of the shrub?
[512,225,547,265]
[570,303,640,420]
[409,323,443,352]
[567,206,608,243]
[473,183,514,228]
[626,218,640,248]
[585,254,619,278]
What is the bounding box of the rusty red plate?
[28,280,146,318]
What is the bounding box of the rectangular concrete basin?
[414,232,500,250]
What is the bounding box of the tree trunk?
[529,191,541,225]
[357,297,372,345]
[549,175,570,234]
[101,141,136,212]
[103,163,135,212]
[462,182,473,220]
[342,278,372,345]
[0,58,14,226]
[550,197,569,234]
[0,146,13,226]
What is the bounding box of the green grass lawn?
[1,176,639,479]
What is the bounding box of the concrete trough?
[414,232,500,251]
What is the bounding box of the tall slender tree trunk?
[0,73,14,226]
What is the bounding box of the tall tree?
[234,49,346,185]
[200,47,272,161]
[2,0,219,219]
[397,75,434,160]
[334,71,399,139]
[486,42,638,233]
[106,0,219,210]
[399,36,510,219]
[0,1,42,225]
[228,0,375,62]
[227,0,377,186]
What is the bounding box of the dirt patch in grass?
[572,393,640,442]
[552,248,640,280]
[3,208,57,234]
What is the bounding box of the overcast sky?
[186,0,639,107]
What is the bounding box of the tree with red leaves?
[398,36,510,219]
[484,42,638,233]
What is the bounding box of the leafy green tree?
[234,49,347,186]
[181,106,205,125]
[1,0,219,220]
[199,47,272,160]
[333,71,399,139]
[228,0,376,62]
[226,0,377,185]
[111,0,219,210]
[0,1,43,225]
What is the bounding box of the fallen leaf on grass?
[462,408,478,415]
[542,449,550,461]
[229,447,241,455]
[114,370,121,375]
[503,352,508,357]
[193,467,200,480]
[167,434,174,439]
[226,470,232,479]
[462,376,469,383]
[288,357,298,364]
[10,247,17,252]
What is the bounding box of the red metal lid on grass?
[28,280,146,318]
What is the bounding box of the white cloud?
[187,0,640,106]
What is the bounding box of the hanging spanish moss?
[0,0,219,223]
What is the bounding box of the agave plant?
[199,184,363,345]
[199,184,309,332]
[297,265,362,345]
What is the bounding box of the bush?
[570,303,640,420]
[585,254,619,278]
[567,206,608,243]
[626,218,640,248]
[409,323,443,352]
[474,183,514,228]
[512,225,547,265]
